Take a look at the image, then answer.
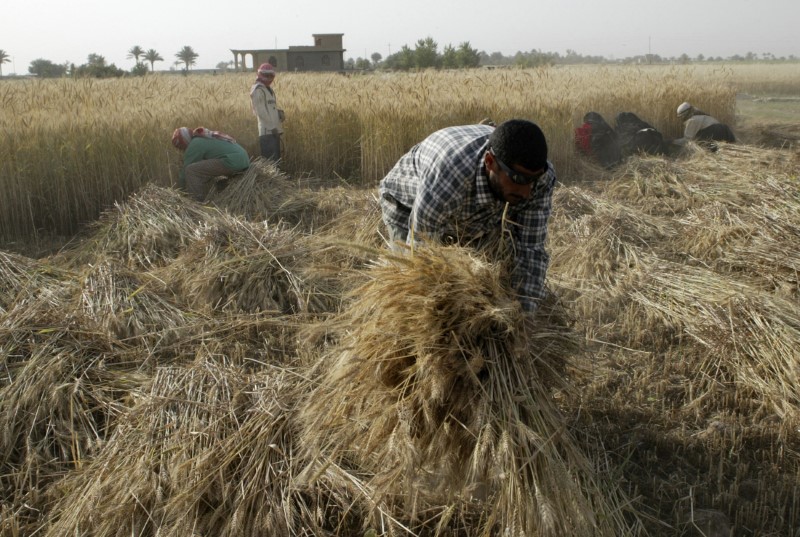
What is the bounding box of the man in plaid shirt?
[379,119,555,313]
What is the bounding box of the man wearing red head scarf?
[250,62,284,163]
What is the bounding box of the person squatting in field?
[379,119,556,313]
[171,127,250,202]
[675,101,736,150]
[574,112,623,168]
[250,63,285,163]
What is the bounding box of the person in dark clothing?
[575,112,622,168]
[614,112,666,157]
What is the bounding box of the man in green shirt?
[171,127,250,202]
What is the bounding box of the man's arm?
[510,168,556,312]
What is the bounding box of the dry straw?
[205,157,312,223]
[76,259,191,346]
[0,250,69,314]
[298,245,636,536]
[43,356,253,536]
[60,185,213,270]
[0,302,145,535]
[2,74,800,535]
[544,144,800,533]
[626,255,800,422]
[164,215,337,315]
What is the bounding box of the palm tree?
[127,45,145,65]
[144,48,164,72]
[175,46,199,71]
[0,50,10,76]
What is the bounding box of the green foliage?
[131,62,149,77]
[73,54,125,78]
[456,42,481,68]
[414,37,439,69]
[441,45,458,69]
[381,38,480,71]
[513,50,557,68]
[396,45,415,70]
[28,58,68,78]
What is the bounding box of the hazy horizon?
[2,0,798,74]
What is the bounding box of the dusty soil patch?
[736,93,800,148]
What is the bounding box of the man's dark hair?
[489,119,548,171]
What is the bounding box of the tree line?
[3,38,798,79]
[352,39,800,70]
[1,45,199,78]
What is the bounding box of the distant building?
[231,33,346,72]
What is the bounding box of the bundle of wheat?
[164,365,372,536]
[43,357,249,536]
[670,199,800,299]
[0,250,39,311]
[308,186,384,242]
[59,185,212,270]
[208,158,380,240]
[206,157,307,222]
[43,356,346,537]
[163,214,337,315]
[602,155,710,215]
[76,259,192,346]
[172,312,304,368]
[0,322,143,534]
[298,245,637,536]
[0,250,72,314]
[603,144,799,216]
[624,254,800,422]
[297,191,385,294]
[550,186,675,287]
[0,278,78,345]
[547,141,800,535]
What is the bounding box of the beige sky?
[2,0,798,73]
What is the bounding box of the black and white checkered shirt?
[379,124,556,312]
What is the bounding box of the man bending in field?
[379,119,556,313]
[674,102,736,150]
[171,127,250,202]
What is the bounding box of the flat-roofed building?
[231,33,345,72]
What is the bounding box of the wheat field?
[1,64,799,537]
[0,64,745,243]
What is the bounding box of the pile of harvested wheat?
[298,245,636,536]
[2,141,800,536]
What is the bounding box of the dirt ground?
[735,94,800,148]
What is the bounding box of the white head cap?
[677,102,693,119]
